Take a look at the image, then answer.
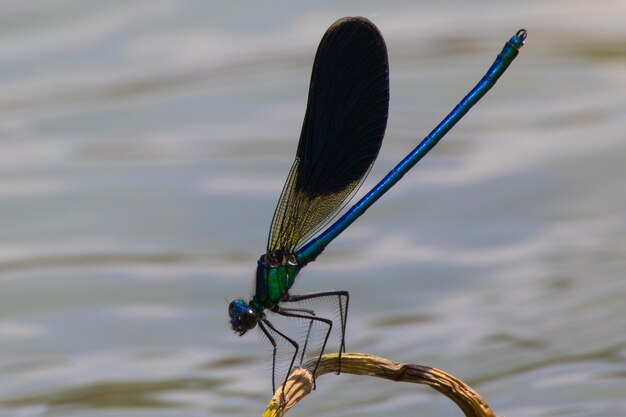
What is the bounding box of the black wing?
[268,17,389,253]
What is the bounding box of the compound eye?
[228,300,238,317]
[241,309,257,330]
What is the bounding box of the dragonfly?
[228,16,527,392]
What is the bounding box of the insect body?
[228,16,527,392]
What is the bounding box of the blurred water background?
[0,1,625,416]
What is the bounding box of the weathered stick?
[262,353,496,417]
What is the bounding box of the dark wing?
[268,17,389,253]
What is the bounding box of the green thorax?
[253,251,300,309]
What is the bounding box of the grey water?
[0,1,625,416]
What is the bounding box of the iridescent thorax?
[228,251,301,336]
[254,251,300,308]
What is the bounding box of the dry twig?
[262,353,496,417]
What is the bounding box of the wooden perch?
[262,353,496,417]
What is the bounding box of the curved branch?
[262,353,496,417]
